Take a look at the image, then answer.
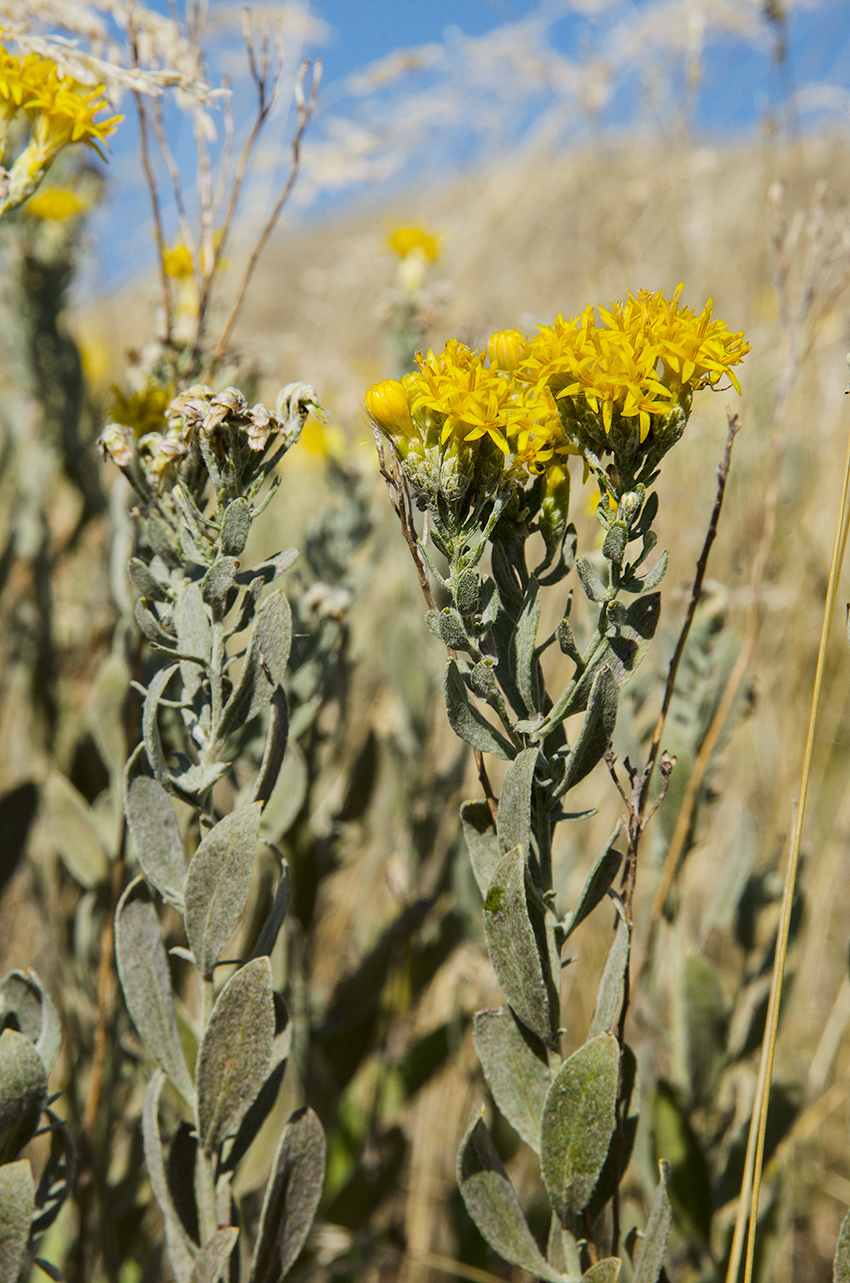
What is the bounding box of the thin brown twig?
[208,58,321,378]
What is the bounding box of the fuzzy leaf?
[562,825,622,940]
[512,577,542,714]
[143,664,179,785]
[89,650,129,779]
[202,557,239,620]
[176,583,212,699]
[473,1007,551,1152]
[540,1034,619,1226]
[569,596,660,714]
[250,1106,326,1283]
[584,1260,621,1282]
[219,591,292,740]
[0,970,60,1076]
[587,1044,639,1224]
[260,743,308,844]
[221,498,252,557]
[0,1030,47,1164]
[556,666,617,797]
[143,1071,196,1283]
[196,957,275,1153]
[589,914,629,1037]
[185,803,262,980]
[124,744,187,908]
[0,1160,34,1283]
[129,556,170,602]
[42,771,109,889]
[834,1207,850,1281]
[444,660,512,759]
[190,1228,239,1283]
[457,1113,566,1282]
[497,747,539,857]
[632,1163,671,1283]
[460,800,501,898]
[484,846,554,1044]
[575,557,608,603]
[251,688,289,808]
[115,877,194,1103]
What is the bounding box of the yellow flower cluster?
[388,224,442,262]
[367,333,575,479]
[24,185,89,220]
[0,40,120,216]
[524,286,749,443]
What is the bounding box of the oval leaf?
[0,1030,47,1164]
[540,1033,619,1226]
[556,666,618,798]
[185,802,262,980]
[42,771,109,889]
[0,1159,35,1283]
[124,744,187,908]
[196,956,274,1153]
[115,877,194,1103]
[250,1106,326,1283]
[497,747,539,858]
[0,970,60,1077]
[444,660,513,759]
[473,1007,551,1153]
[484,846,554,1044]
[460,799,501,899]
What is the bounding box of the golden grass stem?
[729,413,850,1283]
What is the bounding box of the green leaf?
[42,771,109,889]
[632,1162,671,1283]
[652,1082,711,1246]
[568,595,660,714]
[444,660,513,759]
[562,824,622,940]
[184,803,262,980]
[124,744,187,909]
[196,957,275,1153]
[219,591,292,740]
[142,1071,196,1283]
[587,1044,639,1224]
[497,747,539,858]
[833,1206,850,1281]
[540,1033,619,1226]
[0,1029,47,1164]
[0,970,60,1076]
[89,650,129,780]
[473,1007,551,1152]
[555,666,618,798]
[484,845,554,1044]
[589,914,629,1037]
[575,557,608,603]
[115,877,194,1103]
[189,1228,239,1283]
[250,1106,326,1283]
[602,523,627,565]
[129,556,171,602]
[546,1216,582,1278]
[675,955,728,1109]
[460,799,501,898]
[0,1160,35,1283]
[201,557,239,620]
[426,606,473,652]
[250,688,290,809]
[259,742,308,844]
[512,577,542,714]
[221,498,252,557]
[143,664,179,785]
[584,1260,621,1282]
[176,583,212,699]
[457,1112,566,1283]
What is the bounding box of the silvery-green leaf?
[190,1228,239,1283]
[0,1030,47,1164]
[202,558,239,620]
[497,747,539,857]
[259,743,308,844]
[124,744,186,908]
[546,1216,582,1279]
[129,556,171,602]
[556,666,617,798]
[511,576,542,714]
[484,846,554,1044]
[89,650,129,780]
[834,1206,850,1281]
[176,583,211,699]
[540,1034,619,1226]
[456,569,480,617]
[135,597,176,649]
[115,877,194,1103]
[196,957,274,1153]
[252,859,291,960]
[587,1044,638,1224]
[235,549,298,587]
[221,498,251,557]
[576,557,608,603]
[250,688,289,809]
[0,1160,34,1283]
[0,970,60,1076]
[589,914,629,1037]
[222,995,290,1177]
[250,1106,326,1283]
[143,664,179,785]
[557,618,581,663]
[460,800,500,898]
[632,1163,671,1283]
[426,606,472,652]
[42,771,109,889]
[457,1112,566,1283]
[571,596,660,710]
[184,803,262,980]
[218,592,292,740]
[473,1007,551,1152]
[562,824,622,940]
[143,1071,196,1283]
[444,661,512,759]
[602,522,627,565]
[584,1259,621,1282]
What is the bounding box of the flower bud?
[365,379,415,445]
[487,328,528,372]
[617,490,642,525]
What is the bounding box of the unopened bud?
[365,379,415,444]
[488,328,528,372]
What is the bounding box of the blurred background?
[5,2,850,1281]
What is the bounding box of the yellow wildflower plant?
[388,224,442,262]
[0,41,121,217]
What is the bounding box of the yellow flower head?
[488,329,529,372]
[365,378,415,442]
[24,185,88,220]
[0,44,121,157]
[388,224,442,262]
[109,384,174,440]
[163,243,194,280]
